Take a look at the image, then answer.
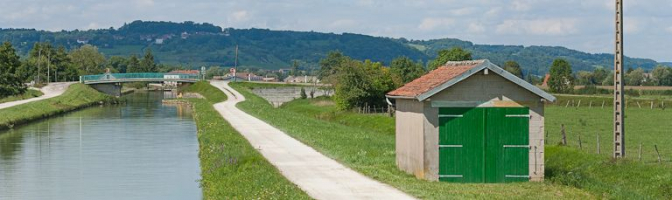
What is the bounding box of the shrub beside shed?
[386,60,556,183]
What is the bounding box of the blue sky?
[0,0,670,61]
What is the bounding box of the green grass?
[230,82,594,199]
[545,106,672,163]
[184,82,309,199]
[0,89,44,104]
[546,146,672,199]
[0,84,114,130]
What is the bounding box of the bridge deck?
[80,73,201,84]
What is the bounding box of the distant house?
[164,70,200,87]
[284,76,319,83]
[76,39,89,44]
[155,38,164,44]
[181,32,189,39]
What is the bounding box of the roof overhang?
[402,60,556,102]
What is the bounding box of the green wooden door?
[438,108,485,182]
[485,108,530,183]
[438,107,529,183]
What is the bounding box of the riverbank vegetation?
[230,82,594,199]
[182,81,309,199]
[0,83,114,130]
[0,89,43,104]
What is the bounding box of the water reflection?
[0,91,201,200]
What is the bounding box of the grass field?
[0,89,44,104]
[183,81,309,199]
[0,84,114,130]
[230,82,594,199]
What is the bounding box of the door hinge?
[439,175,463,178]
[505,175,530,178]
[439,114,463,118]
[439,145,463,148]
[503,145,530,148]
[505,114,531,118]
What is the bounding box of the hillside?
[0,20,663,75]
[404,38,659,75]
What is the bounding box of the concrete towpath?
[210,81,415,200]
[0,82,75,110]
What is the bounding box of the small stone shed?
[386,60,555,183]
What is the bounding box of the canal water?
[0,91,202,200]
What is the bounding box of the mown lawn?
[0,89,44,104]
[545,105,672,163]
[183,81,309,199]
[0,84,114,130]
[230,82,594,200]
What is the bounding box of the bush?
[300,87,307,99]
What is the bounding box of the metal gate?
[438,107,529,183]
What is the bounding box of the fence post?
[602,100,605,109]
[589,101,593,108]
[578,133,582,149]
[639,143,643,161]
[577,100,581,108]
[637,101,641,109]
[651,101,654,109]
[561,124,567,146]
[596,133,600,154]
[566,101,570,108]
[655,145,662,163]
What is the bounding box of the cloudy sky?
[1,0,671,61]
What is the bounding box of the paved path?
[0,82,75,110]
[210,81,415,200]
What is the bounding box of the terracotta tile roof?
[387,60,485,98]
[168,70,200,74]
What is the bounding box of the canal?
[0,91,202,200]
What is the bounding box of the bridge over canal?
[80,73,202,96]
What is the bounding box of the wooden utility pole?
[234,45,238,82]
[613,0,626,158]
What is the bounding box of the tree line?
[0,41,171,98]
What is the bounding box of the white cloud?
[329,19,357,29]
[228,10,249,23]
[418,18,455,31]
[510,0,533,11]
[666,26,672,33]
[467,23,485,34]
[496,18,579,36]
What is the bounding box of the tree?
[576,71,594,85]
[0,42,26,97]
[592,67,608,85]
[625,67,645,86]
[140,49,157,72]
[602,72,614,86]
[69,44,106,75]
[651,66,672,86]
[107,56,129,73]
[291,60,299,76]
[390,56,425,86]
[126,55,141,73]
[548,59,574,93]
[300,87,307,99]
[502,61,523,78]
[427,47,472,71]
[318,51,347,81]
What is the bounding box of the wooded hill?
[0,20,662,75]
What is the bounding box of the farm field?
[230,82,594,199]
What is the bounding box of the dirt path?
[209,81,415,200]
[0,82,75,110]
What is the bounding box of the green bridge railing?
[80,73,201,83]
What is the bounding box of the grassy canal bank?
[181,82,309,199]
[229,82,593,199]
[0,89,43,104]
[0,83,115,130]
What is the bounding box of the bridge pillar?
[90,83,122,97]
